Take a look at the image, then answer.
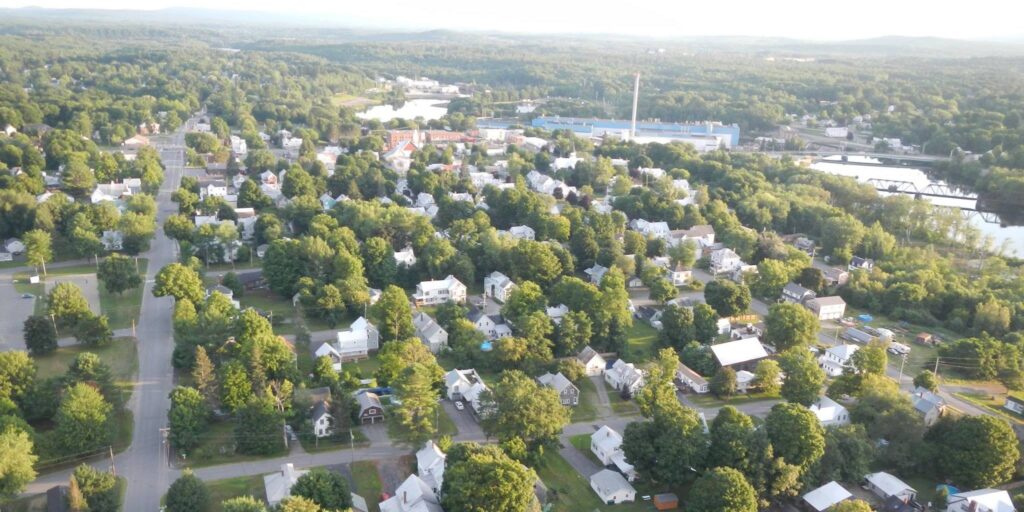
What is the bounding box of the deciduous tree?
[166,471,211,512]
[764,303,819,351]
[153,263,204,303]
[97,254,142,294]
[688,467,758,512]
[291,469,352,511]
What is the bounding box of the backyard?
[184,420,288,468]
[624,322,659,362]
[571,377,599,422]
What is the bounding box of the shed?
[802,481,852,512]
[653,493,679,510]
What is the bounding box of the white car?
[454,401,465,411]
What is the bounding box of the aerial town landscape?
[1,2,1024,512]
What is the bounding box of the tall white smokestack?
[631,72,641,140]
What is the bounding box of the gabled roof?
[948,489,1014,512]
[311,400,331,422]
[356,392,383,415]
[577,346,604,365]
[826,344,860,362]
[865,472,915,497]
[809,396,848,424]
[379,474,443,512]
[264,463,307,506]
[809,295,847,307]
[910,386,945,415]
[537,372,576,394]
[803,481,852,512]
[591,425,623,454]
[590,469,634,498]
[783,282,815,298]
[710,338,768,366]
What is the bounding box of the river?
[810,156,1024,256]
[357,98,449,122]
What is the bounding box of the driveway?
[362,422,389,445]
[0,278,35,351]
[442,400,486,442]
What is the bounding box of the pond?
[810,156,1024,256]
[357,98,449,122]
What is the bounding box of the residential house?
[230,135,247,155]
[806,296,847,321]
[413,312,448,353]
[413,275,467,305]
[378,474,443,512]
[1004,396,1024,415]
[849,256,875,272]
[3,238,25,254]
[819,344,860,377]
[416,440,446,494]
[584,264,609,284]
[122,134,149,149]
[629,219,671,239]
[311,401,332,438]
[508,225,535,240]
[484,271,516,303]
[781,283,817,304]
[590,425,637,481]
[945,489,1015,512]
[710,338,769,371]
[101,230,123,251]
[264,463,307,508]
[627,275,644,288]
[666,224,716,249]
[822,267,850,286]
[236,213,258,241]
[546,304,569,324]
[638,167,666,179]
[356,392,385,424]
[537,372,580,406]
[735,370,756,393]
[351,494,369,512]
[809,396,850,427]
[466,307,511,340]
[676,363,709,394]
[730,323,762,341]
[91,181,139,204]
[803,481,853,512]
[394,247,417,267]
[314,317,379,368]
[865,472,916,503]
[199,179,229,200]
[590,470,636,505]
[604,359,644,396]
[444,369,489,415]
[577,346,607,376]
[910,386,946,426]
[709,248,743,275]
[794,237,817,256]
[635,306,664,329]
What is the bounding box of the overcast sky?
[4,0,1022,41]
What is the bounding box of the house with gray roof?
[537,372,579,406]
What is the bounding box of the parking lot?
[0,279,36,351]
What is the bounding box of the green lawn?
[298,429,370,453]
[235,290,339,335]
[571,377,599,422]
[606,384,640,416]
[98,259,148,330]
[205,475,266,511]
[686,392,780,409]
[34,336,138,386]
[351,460,383,512]
[386,406,459,445]
[953,392,1024,425]
[534,451,655,512]
[343,356,381,381]
[568,433,605,468]
[185,420,288,468]
[624,322,659,362]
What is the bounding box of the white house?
[413,275,467,305]
[806,296,847,321]
[710,338,769,371]
[803,481,853,512]
[200,180,229,200]
[546,304,569,324]
[90,182,137,204]
[735,370,756,393]
[666,224,716,248]
[378,474,443,512]
[466,307,512,341]
[809,396,850,427]
[333,317,380,362]
[414,312,448,353]
[651,257,692,286]
[444,369,489,415]
[946,489,1015,512]
[676,363,709,394]
[629,219,670,239]
[416,440,446,494]
[709,248,743,275]
[508,225,535,240]
[577,346,607,376]
[825,127,849,138]
[395,247,417,267]
[230,135,248,154]
[604,359,644,396]
[263,463,308,508]
[1004,396,1024,415]
[910,386,946,426]
[819,344,860,377]
[311,401,333,438]
[484,271,516,303]
[637,167,666,179]
[584,264,609,285]
[590,469,636,504]
[865,472,917,503]
[3,238,25,254]
[590,425,637,481]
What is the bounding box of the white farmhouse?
[395,247,417,267]
[416,440,446,494]
[484,271,516,303]
[818,344,859,377]
[413,275,467,305]
[709,248,743,275]
[378,474,443,512]
[604,359,644,396]
[444,369,489,415]
[809,396,850,427]
[263,463,307,508]
[590,425,637,481]
[805,296,847,321]
[590,470,636,504]
[577,346,607,376]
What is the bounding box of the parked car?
[454,401,465,411]
[21,293,33,299]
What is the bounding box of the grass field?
[606,384,640,416]
[98,259,148,330]
[534,451,660,512]
[298,429,370,453]
[34,336,138,385]
[386,405,459,445]
[186,420,288,468]
[205,475,265,511]
[686,391,780,409]
[351,460,383,512]
[954,391,1024,425]
[571,377,599,422]
[624,322,660,362]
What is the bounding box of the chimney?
[630,73,641,140]
[403,491,408,504]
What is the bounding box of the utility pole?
[50,313,58,338]
[933,356,940,379]
[897,353,907,385]
[108,446,116,476]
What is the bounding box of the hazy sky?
[4,0,1022,41]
